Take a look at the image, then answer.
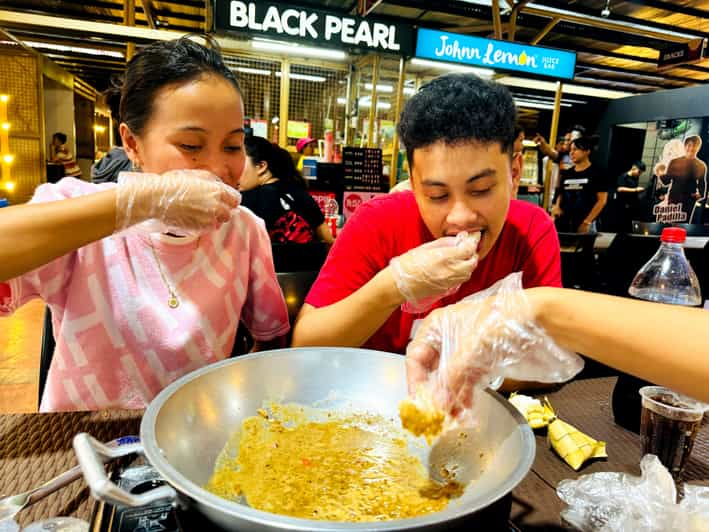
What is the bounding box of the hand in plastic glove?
[390,231,480,313]
[115,170,241,233]
[405,273,583,418]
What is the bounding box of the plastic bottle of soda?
[612,227,702,432]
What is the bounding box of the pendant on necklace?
[168,296,179,309]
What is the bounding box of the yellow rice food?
[205,404,455,522]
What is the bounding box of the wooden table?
[0,378,707,529]
[511,377,709,529]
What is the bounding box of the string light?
[0,93,14,191]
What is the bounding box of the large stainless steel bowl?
[74,347,535,531]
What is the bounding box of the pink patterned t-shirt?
[0,178,290,412]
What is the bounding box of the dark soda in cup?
[639,386,706,482]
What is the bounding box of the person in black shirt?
[551,135,608,233]
[613,160,646,232]
[240,136,334,244]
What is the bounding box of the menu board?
[342,147,386,192]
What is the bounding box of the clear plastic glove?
[405,272,583,423]
[115,170,241,234]
[390,231,480,314]
[558,454,709,532]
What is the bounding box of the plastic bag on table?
[557,454,709,532]
[402,272,583,435]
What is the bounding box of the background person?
[611,160,647,232]
[91,88,132,183]
[295,136,318,173]
[0,38,289,412]
[50,132,82,178]
[533,125,586,172]
[240,136,334,244]
[551,135,608,233]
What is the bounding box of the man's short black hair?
[53,132,67,144]
[396,73,517,169]
[633,160,647,172]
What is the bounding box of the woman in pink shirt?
[0,38,289,412]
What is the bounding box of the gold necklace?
[148,236,180,309]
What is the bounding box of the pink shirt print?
[0,178,289,412]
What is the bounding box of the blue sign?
[415,28,576,80]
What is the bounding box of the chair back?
[557,232,598,290]
[38,307,55,408]
[277,270,319,326]
[271,242,331,272]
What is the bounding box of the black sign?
[658,39,705,69]
[214,0,415,56]
[343,147,386,192]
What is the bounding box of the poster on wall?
[251,119,268,138]
[642,119,708,224]
[287,120,312,139]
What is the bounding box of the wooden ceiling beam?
[141,0,156,29]
[576,61,705,85]
[619,0,709,20]
[529,16,559,45]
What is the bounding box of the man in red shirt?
[292,73,561,355]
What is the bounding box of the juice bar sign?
[415,28,576,80]
[215,1,415,56]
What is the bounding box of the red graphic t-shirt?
[306,191,562,354]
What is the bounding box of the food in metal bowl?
[205,403,459,522]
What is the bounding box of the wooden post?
[389,57,406,188]
[204,0,214,33]
[124,0,135,61]
[279,58,290,147]
[543,81,563,211]
[491,0,503,40]
[0,94,10,183]
[343,64,354,145]
[366,55,380,148]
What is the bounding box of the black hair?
[52,132,67,144]
[244,136,306,188]
[633,160,647,172]
[567,124,586,136]
[571,135,599,152]
[106,36,241,138]
[396,73,517,168]
[514,124,524,138]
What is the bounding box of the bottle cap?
[661,227,686,243]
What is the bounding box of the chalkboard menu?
[342,147,386,192]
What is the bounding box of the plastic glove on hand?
[390,231,480,313]
[405,273,583,424]
[115,170,241,234]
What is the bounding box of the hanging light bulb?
[0,95,8,103]
[601,0,611,17]
[2,154,13,164]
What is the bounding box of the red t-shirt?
[305,191,561,354]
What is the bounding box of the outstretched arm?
[530,287,708,402]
